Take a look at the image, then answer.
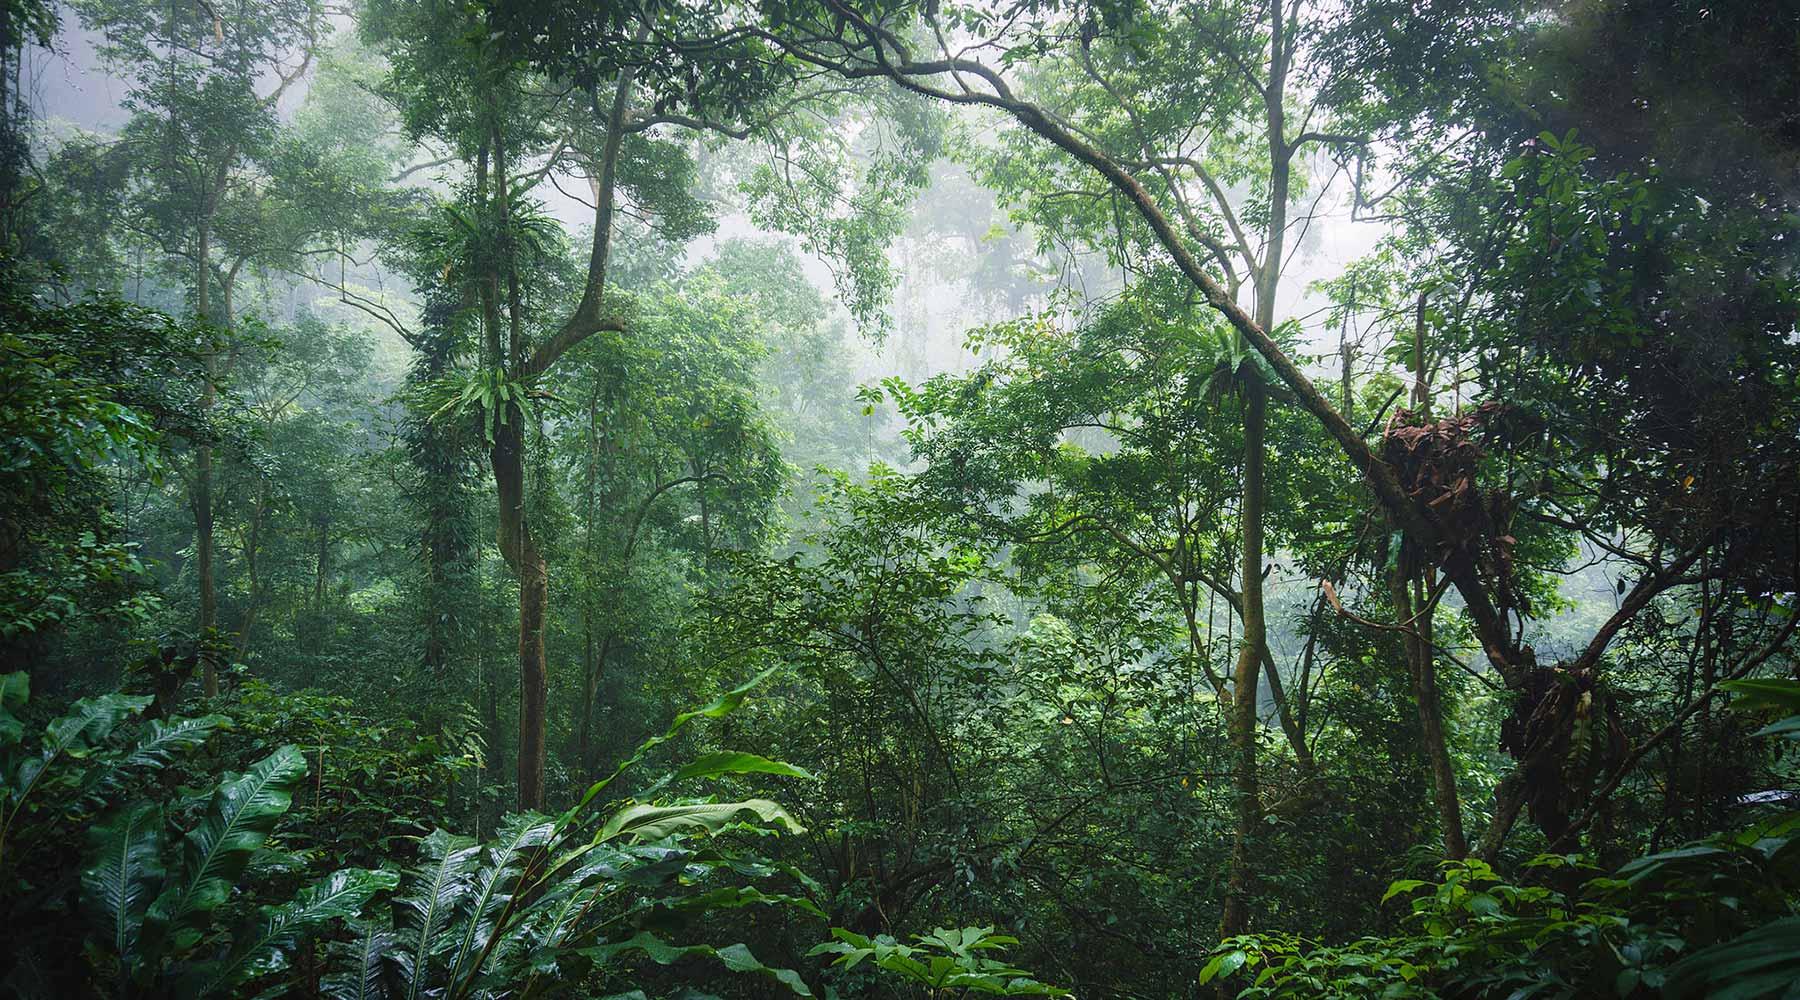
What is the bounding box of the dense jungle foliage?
[1,0,1797,996]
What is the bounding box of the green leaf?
[394,828,481,1000]
[445,812,554,989]
[0,672,27,747]
[562,669,780,826]
[15,693,153,799]
[1749,715,1800,741]
[123,715,230,771]
[81,715,230,809]
[147,745,307,949]
[319,921,395,1000]
[1720,678,1800,714]
[584,932,812,996]
[1381,879,1427,904]
[672,751,816,783]
[185,868,398,996]
[1665,917,1800,999]
[81,800,166,971]
[598,799,804,843]
[45,693,154,752]
[670,885,826,919]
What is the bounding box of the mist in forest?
[2,1,1796,997]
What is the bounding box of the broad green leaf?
[81,714,230,809]
[319,921,395,1000]
[562,669,779,826]
[185,868,398,996]
[1381,879,1427,903]
[0,672,27,747]
[445,812,554,989]
[598,799,804,843]
[1750,715,1800,740]
[1720,678,1800,714]
[15,693,153,800]
[81,800,166,970]
[583,932,812,996]
[45,693,153,753]
[672,751,816,783]
[147,745,306,948]
[395,828,481,1000]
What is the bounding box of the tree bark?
[1392,565,1467,858]
[491,398,548,810]
[314,516,330,609]
[195,219,218,697]
[1220,378,1267,940]
[1402,291,1466,858]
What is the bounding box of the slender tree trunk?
[233,483,267,665]
[577,633,613,773]
[1402,291,1466,858]
[492,412,548,810]
[1220,378,1267,939]
[314,516,330,608]
[1392,563,1467,857]
[195,220,219,696]
[1220,12,1292,935]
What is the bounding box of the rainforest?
[1,0,1797,997]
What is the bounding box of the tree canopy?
[2,0,1797,997]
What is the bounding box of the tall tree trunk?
[1220,10,1291,936]
[1220,378,1267,939]
[1402,291,1466,858]
[577,633,613,773]
[492,409,547,810]
[233,483,267,665]
[314,516,330,609]
[1392,564,1467,858]
[195,220,219,697]
[414,294,470,680]
[485,116,552,812]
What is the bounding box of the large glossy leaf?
[81,800,166,971]
[124,715,231,771]
[670,885,827,919]
[45,692,154,752]
[671,752,816,783]
[81,714,230,810]
[1720,678,1800,714]
[320,921,396,1000]
[13,693,153,799]
[183,867,399,997]
[598,800,804,843]
[147,745,306,950]
[392,828,481,1000]
[0,671,27,747]
[445,812,553,990]
[1665,916,1800,1000]
[583,932,813,996]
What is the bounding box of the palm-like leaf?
[184,867,399,997]
[146,744,306,950]
[445,812,553,990]
[81,800,166,972]
[583,932,813,996]
[11,693,152,802]
[80,714,230,809]
[322,921,397,1000]
[0,671,27,747]
[391,828,481,1000]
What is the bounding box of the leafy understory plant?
[1200,684,1800,1000]
[2,668,380,998]
[811,925,1071,997]
[314,669,827,1000]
